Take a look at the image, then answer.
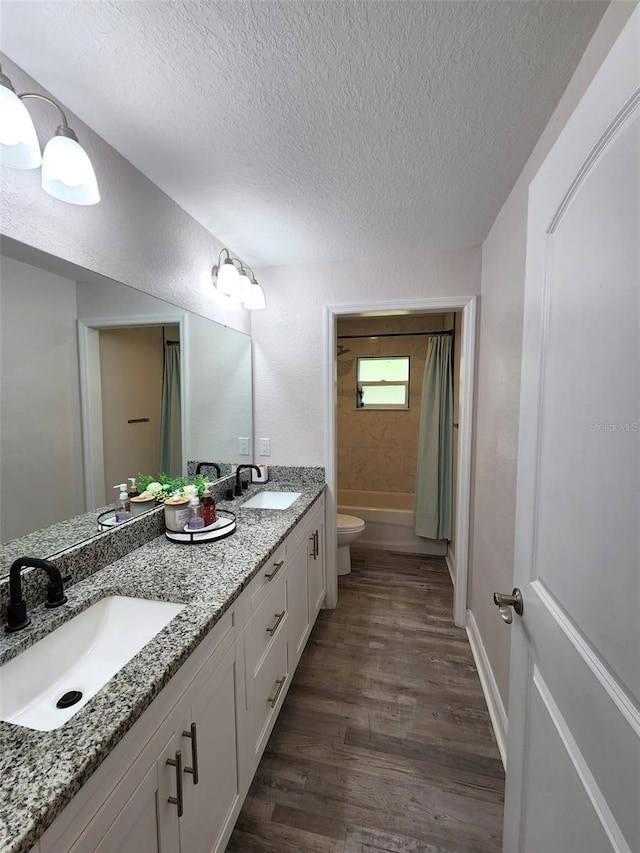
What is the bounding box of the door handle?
[265,560,284,581]
[268,676,286,708]
[166,750,184,817]
[266,610,286,636]
[182,722,199,785]
[493,588,523,624]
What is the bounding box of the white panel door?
[503,9,640,852]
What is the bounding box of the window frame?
[355,356,410,410]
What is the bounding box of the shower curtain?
[415,335,453,540]
[160,342,182,476]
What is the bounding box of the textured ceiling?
[1,1,607,267]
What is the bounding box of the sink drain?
[56,690,83,709]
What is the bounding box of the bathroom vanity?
[0,482,325,853]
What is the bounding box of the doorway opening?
[323,296,477,627]
[78,313,188,511]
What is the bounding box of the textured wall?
[470,2,635,711]
[336,314,449,493]
[0,257,84,539]
[251,247,481,467]
[0,57,250,337]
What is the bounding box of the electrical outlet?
[259,438,271,456]
[238,437,250,455]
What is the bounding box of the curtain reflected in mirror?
[160,338,181,477]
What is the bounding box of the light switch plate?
[258,438,271,456]
[238,437,250,455]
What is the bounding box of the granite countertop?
[0,481,325,853]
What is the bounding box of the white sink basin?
[0,595,184,731]
[241,491,302,510]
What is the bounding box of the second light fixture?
[212,248,266,310]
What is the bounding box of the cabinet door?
[180,641,242,853]
[308,507,326,618]
[71,732,181,853]
[287,534,310,665]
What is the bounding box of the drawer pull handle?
[265,560,284,581]
[166,750,184,817]
[309,530,319,559]
[266,610,285,636]
[182,722,199,785]
[268,676,286,708]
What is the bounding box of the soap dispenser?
[187,494,204,530]
[114,484,132,522]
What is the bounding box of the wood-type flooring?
[226,548,505,853]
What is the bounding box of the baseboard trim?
[466,610,508,769]
[445,546,456,585]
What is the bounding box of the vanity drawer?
[248,541,287,613]
[251,633,289,757]
[246,569,288,675]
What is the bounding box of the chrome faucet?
[234,465,262,497]
[195,461,221,479]
[5,557,68,633]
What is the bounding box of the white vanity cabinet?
[37,494,326,853]
[306,496,326,621]
[71,729,182,853]
[287,494,326,668]
[40,610,244,853]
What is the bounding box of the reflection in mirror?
[0,239,253,574]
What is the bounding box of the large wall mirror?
[0,237,253,575]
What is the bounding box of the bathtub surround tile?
[336,315,454,496]
[0,473,325,853]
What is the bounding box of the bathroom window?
[356,357,410,409]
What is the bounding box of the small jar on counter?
[164,497,190,532]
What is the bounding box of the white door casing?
[324,296,477,625]
[503,8,640,852]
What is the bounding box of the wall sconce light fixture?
[0,65,100,205]
[212,248,266,310]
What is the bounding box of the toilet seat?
[337,513,365,533]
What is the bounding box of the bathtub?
[337,489,447,556]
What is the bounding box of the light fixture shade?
[0,85,42,169]
[41,135,100,205]
[217,258,240,297]
[244,281,266,310]
[237,269,252,303]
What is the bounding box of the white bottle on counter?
[113,484,132,522]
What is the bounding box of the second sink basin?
[0,595,184,731]
[241,491,302,510]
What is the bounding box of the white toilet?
[337,513,366,575]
